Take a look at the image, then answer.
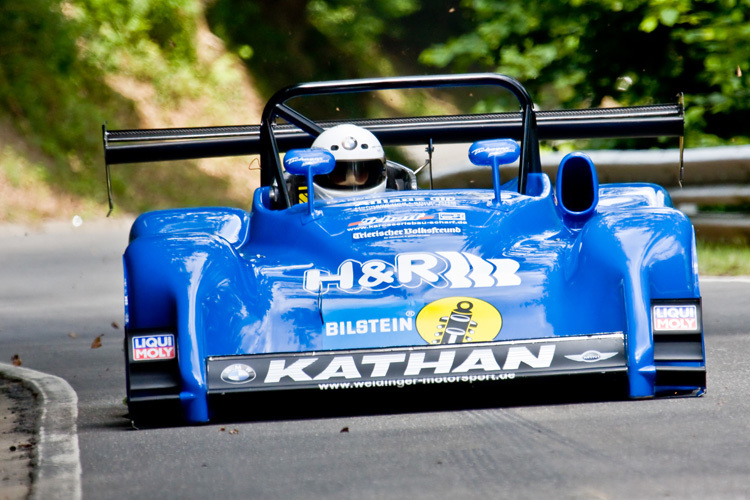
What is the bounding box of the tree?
[419,0,750,146]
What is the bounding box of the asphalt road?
[1,219,749,500]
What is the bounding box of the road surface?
[1,219,748,499]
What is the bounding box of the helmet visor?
[315,159,385,190]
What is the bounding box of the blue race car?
[103,73,705,426]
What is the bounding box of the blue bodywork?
[114,74,705,424]
[124,174,703,423]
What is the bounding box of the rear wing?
[103,73,684,212]
[103,105,683,165]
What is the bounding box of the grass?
[697,240,750,276]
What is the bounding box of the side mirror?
[469,139,520,204]
[284,148,336,217]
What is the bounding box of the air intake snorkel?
[555,152,599,228]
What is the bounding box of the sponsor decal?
[348,213,435,227]
[262,345,554,384]
[565,350,618,363]
[304,251,520,293]
[348,196,460,211]
[416,297,502,344]
[206,334,627,392]
[325,316,414,336]
[471,145,517,156]
[652,305,699,332]
[132,334,175,361]
[298,185,308,203]
[348,212,467,240]
[352,226,461,240]
[438,212,466,222]
[220,364,256,384]
[286,154,331,166]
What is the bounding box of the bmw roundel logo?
[220,363,256,384]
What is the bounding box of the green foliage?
[0,0,252,217]
[206,0,448,119]
[207,0,749,146]
[419,0,750,146]
[1,0,748,221]
[0,0,136,202]
[307,0,419,75]
[207,0,417,96]
[73,0,202,101]
[207,1,329,96]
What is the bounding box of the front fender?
[572,208,699,397]
[129,207,250,247]
[124,231,253,422]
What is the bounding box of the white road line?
[0,363,82,500]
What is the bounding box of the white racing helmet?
[311,124,387,199]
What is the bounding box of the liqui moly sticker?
[652,305,700,332]
[132,334,176,361]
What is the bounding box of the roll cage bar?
[259,73,540,208]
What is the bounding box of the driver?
[310,124,387,199]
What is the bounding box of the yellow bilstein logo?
[416,297,502,344]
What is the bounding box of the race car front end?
[193,184,702,421]
[109,73,705,426]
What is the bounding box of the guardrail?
[544,145,750,242]
[425,144,750,242]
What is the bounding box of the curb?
[0,363,82,500]
[700,276,750,284]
